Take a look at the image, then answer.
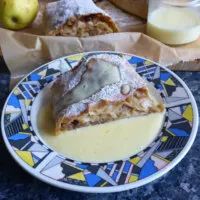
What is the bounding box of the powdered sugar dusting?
[53,53,146,118]
[46,0,107,29]
[87,54,145,85]
[62,62,87,94]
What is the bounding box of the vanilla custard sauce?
[147,7,200,45]
[31,83,165,163]
[37,104,165,163]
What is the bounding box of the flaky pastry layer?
[55,87,164,134]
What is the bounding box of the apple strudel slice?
[51,54,164,134]
[45,0,119,37]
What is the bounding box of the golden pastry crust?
[56,87,164,133]
[51,54,164,134]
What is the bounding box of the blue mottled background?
[0,57,199,199]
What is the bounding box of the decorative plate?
[1,51,198,193]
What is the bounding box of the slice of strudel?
[51,54,164,134]
[45,0,119,37]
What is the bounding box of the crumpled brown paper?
[0,0,200,89]
[108,0,148,19]
[97,1,146,32]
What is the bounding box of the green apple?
[0,0,39,30]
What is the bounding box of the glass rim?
[163,0,200,7]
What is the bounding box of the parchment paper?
[0,0,200,89]
[108,0,148,19]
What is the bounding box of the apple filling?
[47,14,118,37]
[57,87,164,132]
[51,54,165,134]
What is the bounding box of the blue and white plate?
[1,51,198,193]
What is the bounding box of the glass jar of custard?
[147,0,200,45]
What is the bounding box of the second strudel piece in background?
[45,0,119,37]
